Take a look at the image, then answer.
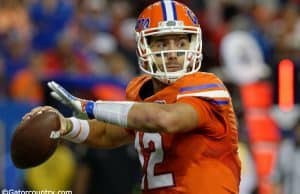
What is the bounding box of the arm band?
[92,101,135,128]
[62,117,90,143]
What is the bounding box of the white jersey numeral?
[135,133,174,190]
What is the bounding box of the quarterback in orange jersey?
[23,1,241,193]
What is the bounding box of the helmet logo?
[135,18,150,31]
[166,21,176,26]
[187,10,198,25]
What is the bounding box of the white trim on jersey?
[177,90,230,99]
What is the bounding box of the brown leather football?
[10,111,61,169]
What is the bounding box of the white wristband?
[93,101,135,127]
[63,117,90,143]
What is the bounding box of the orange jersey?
[126,72,241,194]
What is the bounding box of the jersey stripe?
[180,83,225,93]
[211,100,229,105]
[177,90,230,99]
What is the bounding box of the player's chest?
[134,132,173,155]
[134,131,207,162]
[134,132,176,190]
[143,86,179,103]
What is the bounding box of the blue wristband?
[85,101,95,119]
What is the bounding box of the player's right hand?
[47,81,95,119]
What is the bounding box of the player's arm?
[127,102,199,133]
[83,119,133,148]
[64,102,199,136]
[47,81,199,135]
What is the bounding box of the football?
[11,110,61,169]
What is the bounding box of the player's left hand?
[47,81,95,119]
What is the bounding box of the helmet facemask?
[136,21,203,84]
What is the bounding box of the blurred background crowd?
[0,0,300,194]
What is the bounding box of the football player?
[25,1,241,193]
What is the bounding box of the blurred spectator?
[0,29,40,103]
[101,52,135,82]
[226,81,258,194]
[219,4,279,194]
[0,0,32,45]
[1,29,32,85]
[90,32,136,80]
[76,0,111,33]
[91,33,117,56]
[116,18,139,74]
[249,2,276,66]
[88,32,118,76]
[219,3,270,85]
[9,68,43,105]
[29,0,74,50]
[92,84,126,101]
[220,31,270,85]
[271,106,300,132]
[239,141,257,194]
[110,0,133,36]
[110,1,137,73]
[0,58,5,100]
[270,110,300,194]
[31,30,91,78]
[271,4,300,62]
[0,121,4,188]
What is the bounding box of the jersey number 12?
[135,133,174,190]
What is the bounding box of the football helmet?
[135,0,202,84]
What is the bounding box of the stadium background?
[0,0,299,194]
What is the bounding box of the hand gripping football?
[11,110,61,169]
